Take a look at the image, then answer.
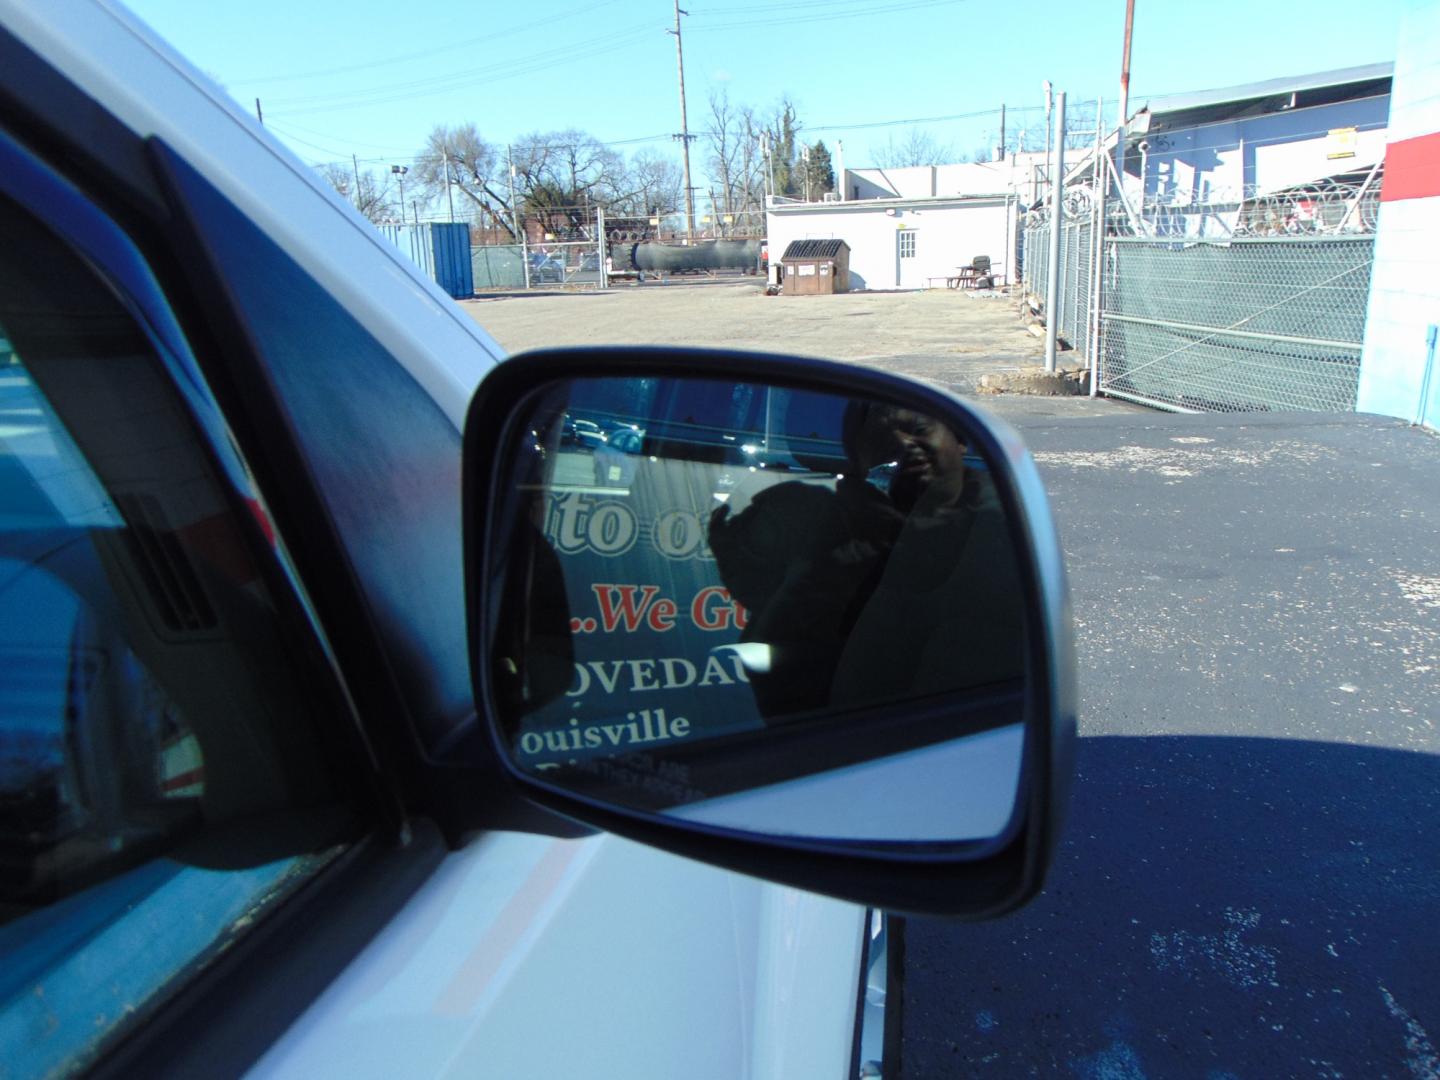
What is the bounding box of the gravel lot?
[459,279,1050,392]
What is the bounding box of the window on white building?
[898,230,916,258]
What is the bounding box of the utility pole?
[1117,0,1136,194]
[998,103,1006,161]
[668,1,696,242]
[802,145,811,202]
[254,98,264,125]
[351,154,363,211]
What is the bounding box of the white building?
[1358,7,1440,427]
[1115,63,1393,236]
[847,153,1054,206]
[766,193,1017,291]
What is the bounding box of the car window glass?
[161,158,471,754]
[0,192,352,1076]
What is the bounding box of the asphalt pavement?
[897,408,1440,1079]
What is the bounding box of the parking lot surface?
[900,412,1440,1079]
[461,279,1049,391]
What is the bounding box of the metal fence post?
[597,206,608,291]
[1044,92,1067,372]
[1089,105,1106,396]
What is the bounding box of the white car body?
[0,2,866,1076]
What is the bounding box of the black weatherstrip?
[93,822,448,1080]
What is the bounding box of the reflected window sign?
[485,376,1030,843]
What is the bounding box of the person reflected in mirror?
[830,403,1025,708]
[708,401,1024,722]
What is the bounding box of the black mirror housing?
[464,347,1075,918]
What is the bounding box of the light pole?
[391,164,409,225]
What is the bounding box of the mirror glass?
[484,375,1031,846]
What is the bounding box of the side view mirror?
[464,348,1075,917]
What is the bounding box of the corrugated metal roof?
[781,239,848,260]
[1138,62,1392,120]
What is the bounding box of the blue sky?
[125,0,1402,178]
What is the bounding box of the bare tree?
[705,90,741,220]
[412,123,519,237]
[698,91,784,231]
[510,129,628,236]
[734,105,769,212]
[613,148,682,217]
[317,162,394,225]
[995,100,1105,158]
[870,128,956,169]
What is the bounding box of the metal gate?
[1097,236,1374,413]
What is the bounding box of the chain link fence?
[1020,215,1096,367]
[469,204,611,291]
[1098,235,1373,413]
[1023,190,1377,414]
[468,202,762,291]
[471,244,527,289]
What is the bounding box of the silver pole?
[1090,96,1105,397]
[1008,192,1019,289]
[1043,80,1053,188]
[1044,91,1067,373]
[509,145,530,290]
[597,206,608,291]
[444,151,455,224]
[761,132,772,202]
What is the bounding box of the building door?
[896,228,920,288]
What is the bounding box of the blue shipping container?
[379,222,474,300]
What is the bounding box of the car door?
[0,9,873,1079]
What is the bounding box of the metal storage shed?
[780,238,850,294]
[379,222,474,299]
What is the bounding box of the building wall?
[767,199,1013,291]
[846,156,1050,203]
[1127,95,1390,236]
[1358,1,1440,427]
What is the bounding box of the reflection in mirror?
[485,375,1029,846]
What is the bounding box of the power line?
[263,120,358,159]
[267,24,656,111]
[232,0,625,85]
[262,117,423,153]
[687,0,963,31]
